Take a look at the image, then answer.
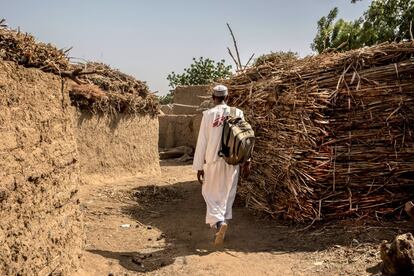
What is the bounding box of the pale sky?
[2,0,371,95]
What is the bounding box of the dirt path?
[75,161,413,276]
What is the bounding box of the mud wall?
[173,85,210,106]
[0,61,83,275]
[75,111,160,178]
[158,114,202,149]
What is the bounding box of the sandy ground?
[75,161,413,276]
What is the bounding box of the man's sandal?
[214,223,228,246]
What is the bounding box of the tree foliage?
[167,57,232,88]
[312,0,414,53]
[158,93,173,105]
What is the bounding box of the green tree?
[158,93,173,105]
[311,8,363,53]
[360,0,414,45]
[167,57,232,88]
[312,0,414,53]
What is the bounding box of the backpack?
[219,107,255,165]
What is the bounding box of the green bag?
[219,107,255,165]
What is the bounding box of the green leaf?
[166,57,232,88]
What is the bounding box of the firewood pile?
[0,19,158,116]
[69,62,159,116]
[226,42,414,222]
[72,62,150,98]
[69,83,159,116]
[0,19,69,73]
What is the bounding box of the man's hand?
[197,170,204,185]
[241,160,251,178]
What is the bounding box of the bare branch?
[410,21,413,41]
[227,23,242,70]
[227,47,240,70]
[63,46,73,54]
[0,18,6,28]
[244,53,255,69]
[60,69,100,85]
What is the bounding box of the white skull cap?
[213,84,228,97]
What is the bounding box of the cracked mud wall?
[0,61,83,275]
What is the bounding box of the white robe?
[193,104,244,226]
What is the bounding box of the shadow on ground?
[88,179,413,273]
[159,159,193,167]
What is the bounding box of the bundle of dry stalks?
[226,42,414,222]
[0,19,159,116]
[69,63,159,116]
[72,62,150,98]
[69,84,159,116]
[0,19,69,73]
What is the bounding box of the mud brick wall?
[173,85,211,106]
[0,61,83,275]
[75,111,160,179]
[158,114,202,149]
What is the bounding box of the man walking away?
[193,84,250,246]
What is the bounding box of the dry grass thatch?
[0,19,69,73]
[72,62,150,98]
[69,84,159,116]
[68,62,159,116]
[226,41,414,222]
[0,19,158,116]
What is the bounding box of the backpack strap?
[218,109,228,157]
[219,122,225,157]
[226,107,236,152]
[219,107,234,158]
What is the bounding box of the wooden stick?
[0,18,6,28]
[244,53,255,69]
[227,47,240,71]
[227,23,242,70]
[224,41,414,222]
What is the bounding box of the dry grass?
[72,62,150,98]
[0,19,69,74]
[68,62,160,116]
[69,84,159,116]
